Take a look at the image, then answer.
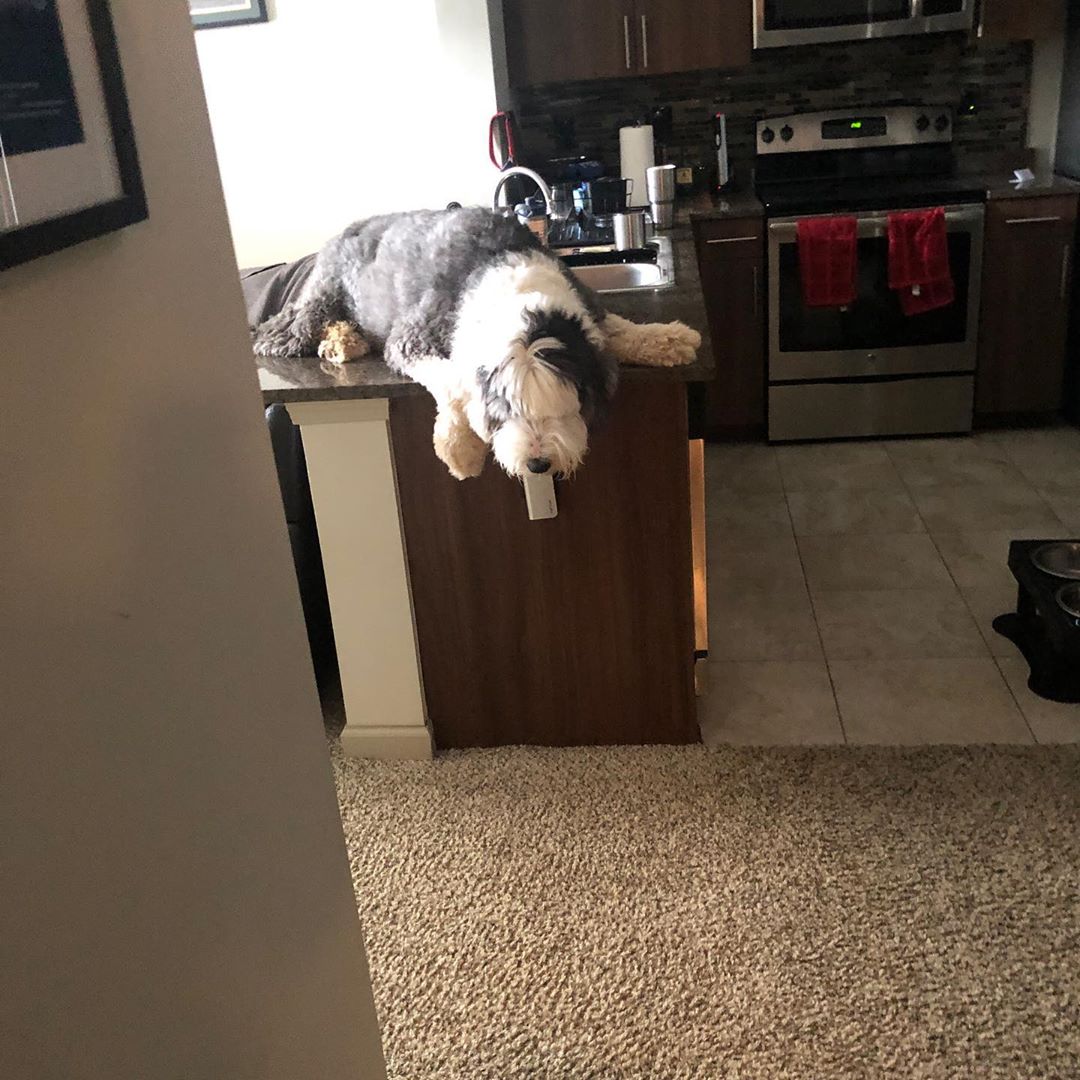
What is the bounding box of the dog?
[252,207,700,480]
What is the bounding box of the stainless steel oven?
[753,0,975,49]
[767,203,985,440]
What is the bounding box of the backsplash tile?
[510,34,1031,181]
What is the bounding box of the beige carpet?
[332,744,1080,1079]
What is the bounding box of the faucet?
[492,166,553,216]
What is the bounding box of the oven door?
[767,203,984,382]
[753,0,974,49]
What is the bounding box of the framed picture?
[0,0,146,271]
[191,0,269,30]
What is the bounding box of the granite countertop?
[977,173,1080,200]
[678,171,1080,223]
[257,172,1080,406]
[681,190,765,222]
[258,230,715,405]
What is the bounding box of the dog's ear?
[523,310,616,422]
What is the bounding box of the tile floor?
[699,426,1080,746]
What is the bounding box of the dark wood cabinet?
[638,0,752,77]
[976,194,1079,420]
[390,382,698,749]
[504,0,635,86]
[693,216,767,438]
[504,0,751,88]
[978,0,1063,41]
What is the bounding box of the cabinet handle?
[752,264,760,319]
[641,14,649,68]
[623,15,631,69]
[1061,244,1071,300]
[706,235,759,244]
[1004,215,1063,225]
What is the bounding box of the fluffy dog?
[253,207,700,480]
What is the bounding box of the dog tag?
[522,473,557,520]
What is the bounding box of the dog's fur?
[253,207,700,479]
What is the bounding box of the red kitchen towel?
[797,215,858,307]
[887,207,954,316]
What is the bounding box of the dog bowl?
[1056,582,1080,619]
[1031,541,1080,580]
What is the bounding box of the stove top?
[752,105,983,217]
[756,175,986,217]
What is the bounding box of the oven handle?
[768,204,985,240]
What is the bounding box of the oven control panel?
[757,106,953,155]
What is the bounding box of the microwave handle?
[768,205,984,240]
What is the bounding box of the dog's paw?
[433,410,489,480]
[318,321,370,364]
[444,455,487,481]
[446,430,489,479]
[252,331,295,358]
[663,323,702,367]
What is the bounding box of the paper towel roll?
[619,125,655,209]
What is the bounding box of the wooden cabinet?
[637,0,752,78]
[978,0,1063,41]
[976,194,1078,420]
[504,0,634,85]
[504,0,751,88]
[390,382,698,749]
[693,216,767,437]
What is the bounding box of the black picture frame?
[0,0,147,272]
[191,0,269,30]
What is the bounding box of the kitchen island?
[259,306,712,756]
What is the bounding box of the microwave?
[753,0,975,49]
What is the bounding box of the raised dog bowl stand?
[993,539,1080,703]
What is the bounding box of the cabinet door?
[694,218,767,436]
[979,0,1063,41]
[638,0,752,77]
[504,1,635,87]
[977,195,1078,418]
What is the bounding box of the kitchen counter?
[260,255,706,759]
[682,190,764,221]
[674,173,1080,225]
[257,238,715,406]
[977,174,1080,200]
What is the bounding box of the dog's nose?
[526,457,551,474]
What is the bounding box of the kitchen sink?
[557,236,675,294]
[569,261,665,292]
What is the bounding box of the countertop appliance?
[753,0,974,49]
[755,105,986,442]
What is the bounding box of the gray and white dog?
[253,207,700,480]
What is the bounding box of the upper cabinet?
[503,0,752,88]
[978,0,1064,40]
[504,1,635,85]
[637,0,752,78]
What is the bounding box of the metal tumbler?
[613,210,647,250]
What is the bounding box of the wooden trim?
[689,439,708,656]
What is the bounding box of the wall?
[510,34,1033,181]
[196,0,498,266]
[1,2,386,1078]
[1029,11,1068,170]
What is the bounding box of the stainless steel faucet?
[491,167,553,216]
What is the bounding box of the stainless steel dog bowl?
[1031,541,1080,580]
[1056,583,1080,619]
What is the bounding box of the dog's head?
[471,309,617,478]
